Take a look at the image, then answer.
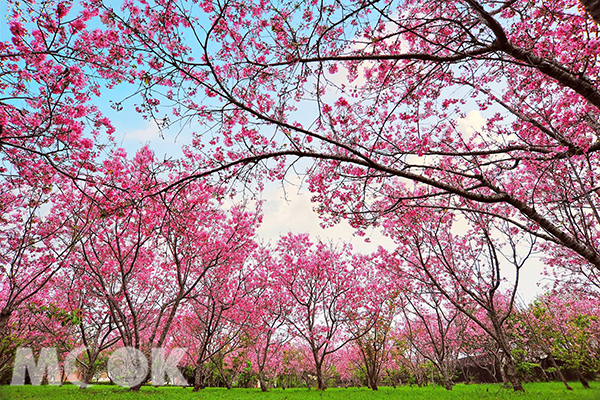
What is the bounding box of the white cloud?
[457,110,486,142]
[123,121,162,142]
[256,182,395,254]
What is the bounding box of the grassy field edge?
[0,381,598,399]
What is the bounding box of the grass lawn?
[0,382,597,399]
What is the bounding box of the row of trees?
[2,0,600,393]
[1,147,599,391]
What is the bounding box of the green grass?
[0,382,597,400]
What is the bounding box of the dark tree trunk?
[0,310,11,341]
[129,385,141,392]
[386,371,397,388]
[364,364,379,390]
[504,357,524,392]
[439,364,453,391]
[442,374,453,391]
[193,366,206,392]
[495,329,524,392]
[548,354,572,391]
[582,0,600,24]
[81,365,96,388]
[129,348,151,392]
[314,357,326,390]
[576,369,591,389]
[258,373,268,392]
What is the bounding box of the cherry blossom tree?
[0,177,88,376]
[35,0,599,285]
[244,249,291,391]
[5,0,600,295]
[345,255,399,391]
[1,1,114,184]
[173,262,254,391]
[4,0,600,392]
[381,210,534,391]
[56,146,260,390]
[400,288,463,390]
[272,233,371,390]
[520,290,600,389]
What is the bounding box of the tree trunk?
[440,365,453,391]
[576,369,590,389]
[497,355,509,386]
[504,356,524,392]
[130,384,141,392]
[129,348,151,392]
[80,365,96,388]
[366,364,379,390]
[444,380,453,391]
[193,366,206,392]
[538,361,550,382]
[368,372,378,391]
[258,372,268,392]
[582,0,600,24]
[387,371,397,388]
[223,378,232,390]
[442,372,453,391]
[0,310,11,341]
[130,379,144,392]
[315,362,326,390]
[316,374,326,390]
[548,354,572,390]
[461,366,471,385]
